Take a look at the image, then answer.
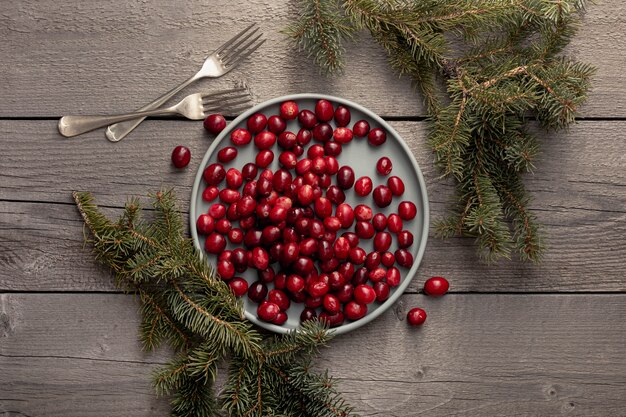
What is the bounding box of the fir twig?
[74,190,357,417]
[286,0,596,262]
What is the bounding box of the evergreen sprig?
[286,0,596,262]
[73,190,357,417]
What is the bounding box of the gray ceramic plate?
[190,93,429,335]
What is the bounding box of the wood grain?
[0,120,624,292]
[0,0,623,118]
[1,293,625,416]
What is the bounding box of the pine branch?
[287,0,595,262]
[74,191,357,416]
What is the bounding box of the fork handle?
[58,108,175,138]
[105,73,199,142]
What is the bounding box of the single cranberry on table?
[423,276,450,297]
[407,308,427,326]
[171,146,191,168]
[203,113,227,134]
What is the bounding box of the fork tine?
[213,23,257,55]
[203,103,251,116]
[219,27,261,59]
[199,88,247,101]
[202,93,251,105]
[223,38,266,68]
[223,34,264,65]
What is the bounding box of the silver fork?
[58,89,251,138]
[105,23,265,142]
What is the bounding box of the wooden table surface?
[1,1,625,416]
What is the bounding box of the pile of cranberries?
[196,99,422,328]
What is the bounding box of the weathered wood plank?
[0,120,624,292]
[0,0,622,117]
[1,293,625,416]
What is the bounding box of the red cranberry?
[255,149,274,168]
[239,215,256,230]
[395,249,414,268]
[307,279,329,298]
[227,202,241,221]
[300,307,317,322]
[202,186,219,202]
[297,184,315,206]
[280,101,299,120]
[374,281,390,302]
[254,131,276,150]
[237,196,257,217]
[336,283,354,303]
[323,294,341,314]
[243,229,263,248]
[272,170,293,193]
[205,233,226,254]
[376,157,392,175]
[326,186,345,204]
[303,172,319,187]
[318,240,334,261]
[334,237,351,259]
[230,128,252,146]
[296,128,312,145]
[228,277,248,297]
[397,230,414,248]
[387,176,405,196]
[251,247,269,270]
[219,189,240,204]
[333,127,353,144]
[257,177,273,196]
[269,206,288,224]
[304,295,323,308]
[321,230,337,242]
[355,221,375,239]
[290,290,307,303]
[296,158,312,175]
[407,308,427,326]
[341,232,359,247]
[268,289,290,311]
[196,214,214,235]
[298,109,317,129]
[242,163,258,180]
[203,163,225,185]
[354,176,373,196]
[337,262,355,281]
[218,250,233,262]
[365,251,381,270]
[369,267,386,282]
[279,151,297,169]
[314,197,332,218]
[231,248,249,272]
[215,218,232,234]
[381,251,395,267]
[307,144,324,159]
[324,141,342,157]
[312,123,333,142]
[320,257,340,273]
[248,281,268,303]
[272,312,288,325]
[267,115,287,134]
[319,311,344,328]
[354,205,373,221]
[286,274,306,293]
[209,203,226,219]
[334,105,351,127]
[217,147,237,164]
[349,247,366,265]
[336,166,355,189]
[398,201,417,220]
[282,241,300,265]
[353,120,370,137]
[292,256,314,275]
[368,128,387,146]
[372,213,387,231]
[424,276,449,297]
[373,185,393,208]
[325,156,339,175]
[225,168,243,189]
[228,228,244,244]
[217,260,235,280]
[261,226,281,246]
[344,301,367,321]
[203,113,226,134]
[257,301,280,322]
[354,284,376,304]
[336,203,355,228]
[315,99,334,122]
[277,131,297,149]
[387,213,403,233]
[247,113,267,133]
[386,267,401,287]
[299,238,318,256]
[311,156,327,175]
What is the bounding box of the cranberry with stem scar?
[280,101,299,120]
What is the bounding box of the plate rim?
[190,93,430,335]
